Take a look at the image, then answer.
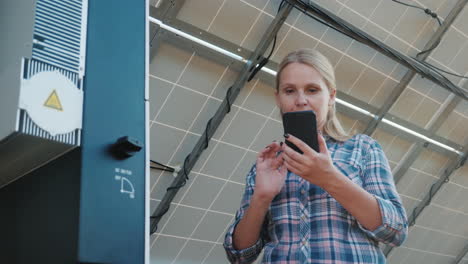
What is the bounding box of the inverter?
[0,0,148,263]
[0,0,88,188]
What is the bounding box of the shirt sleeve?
[357,136,408,247]
[223,165,269,264]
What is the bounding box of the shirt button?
[301,189,306,195]
[301,214,307,221]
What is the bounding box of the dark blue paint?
[79,0,146,263]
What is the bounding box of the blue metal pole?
[78,0,147,263]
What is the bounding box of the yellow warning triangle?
[44,90,63,111]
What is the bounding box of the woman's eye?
[308,88,317,93]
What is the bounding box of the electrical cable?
[391,0,441,25]
[382,1,467,80]
[247,0,285,81]
[416,38,440,57]
[418,60,468,79]
[390,0,442,56]
[287,0,468,99]
[150,85,235,232]
[409,153,468,227]
[150,156,191,224]
[290,0,358,44]
[293,0,411,66]
[150,160,175,172]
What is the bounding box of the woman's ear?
[329,88,336,106]
[274,90,281,108]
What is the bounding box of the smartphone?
[282,110,319,154]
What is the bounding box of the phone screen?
[282,110,319,153]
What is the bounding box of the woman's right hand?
[254,141,288,201]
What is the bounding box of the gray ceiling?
[148,0,468,263]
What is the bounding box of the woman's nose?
[295,93,307,106]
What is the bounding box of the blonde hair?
[276,49,351,142]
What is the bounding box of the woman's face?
[275,62,335,131]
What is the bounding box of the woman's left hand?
[281,133,339,188]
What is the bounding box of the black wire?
[150,160,175,172]
[267,34,278,60]
[149,28,158,47]
[286,0,355,41]
[391,0,420,9]
[266,0,285,60]
[408,152,468,227]
[416,14,441,56]
[151,83,230,233]
[150,153,192,226]
[247,37,277,81]
[293,0,411,65]
[390,0,442,56]
[408,173,440,227]
[291,0,387,44]
[247,0,285,82]
[391,0,441,22]
[459,154,468,168]
[226,87,233,113]
[290,0,468,98]
[416,38,441,56]
[409,159,467,227]
[150,166,174,172]
[418,60,468,79]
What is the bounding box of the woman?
[224,49,408,263]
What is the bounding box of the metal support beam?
[454,243,468,264]
[383,141,468,256]
[453,85,468,264]
[392,95,462,183]
[155,18,278,85]
[428,93,463,130]
[363,0,468,136]
[157,18,253,71]
[151,0,183,19]
[289,0,468,100]
[392,143,426,183]
[149,2,293,233]
[384,85,464,257]
[149,1,186,58]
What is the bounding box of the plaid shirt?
[224,134,408,264]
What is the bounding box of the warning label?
[44,90,63,111]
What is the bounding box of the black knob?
[111,136,142,159]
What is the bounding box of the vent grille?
[20,59,81,145]
[32,0,84,74]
